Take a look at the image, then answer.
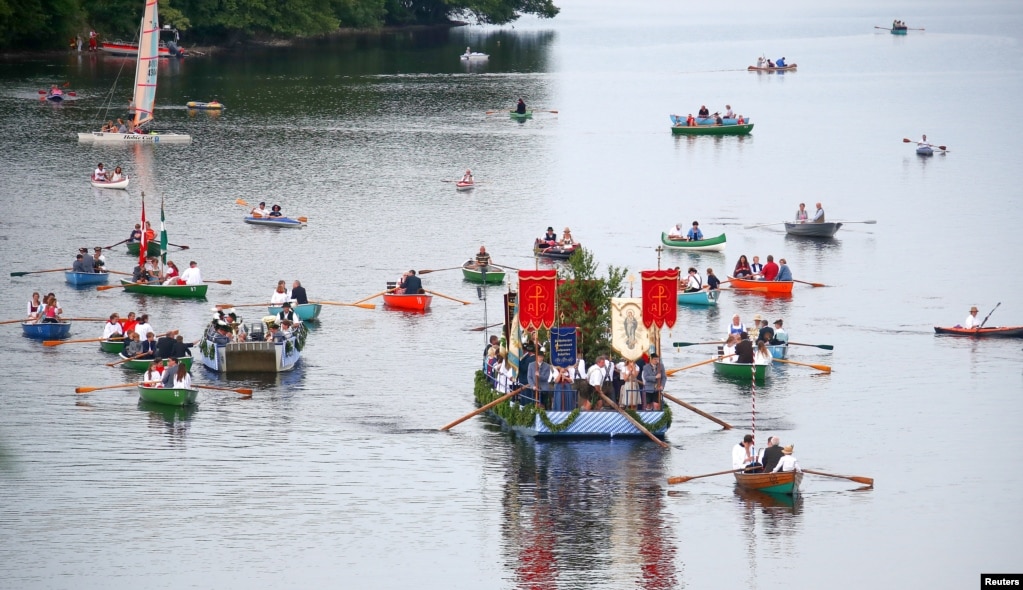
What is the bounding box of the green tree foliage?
[556,248,627,363]
[0,0,84,48]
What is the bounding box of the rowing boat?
[22,321,71,339]
[460,52,489,61]
[120,279,208,298]
[126,241,162,257]
[784,222,843,238]
[137,384,198,406]
[660,232,727,251]
[767,343,789,359]
[713,360,770,382]
[534,239,581,260]
[455,181,475,191]
[268,303,322,321]
[734,470,802,495]
[670,122,754,136]
[382,293,432,311]
[747,64,798,72]
[510,110,533,120]
[917,145,934,156]
[99,338,125,353]
[90,176,130,189]
[65,271,110,286]
[118,354,194,372]
[727,277,794,294]
[186,101,224,110]
[677,289,720,306]
[243,216,306,228]
[933,326,1023,338]
[462,261,505,284]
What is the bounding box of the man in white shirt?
[134,314,154,340]
[732,434,755,470]
[963,306,980,329]
[93,163,107,181]
[179,261,202,285]
[101,314,123,339]
[250,202,269,218]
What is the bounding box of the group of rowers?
[249,201,287,218]
[754,56,789,68]
[537,226,576,249]
[676,105,745,126]
[205,280,311,344]
[92,162,125,182]
[131,256,203,286]
[26,292,63,324]
[731,254,793,282]
[71,246,107,274]
[722,313,789,365]
[103,312,194,360]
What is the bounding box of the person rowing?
[516,98,527,115]
[250,201,269,218]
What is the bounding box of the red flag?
[641,269,679,328]
[518,269,557,330]
[138,196,147,270]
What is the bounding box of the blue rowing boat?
[677,290,720,306]
[22,321,72,339]
[65,271,110,286]
[243,216,306,228]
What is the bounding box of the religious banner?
[611,298,651,361]
[518,269,557,330]
[641,269,679,329]
[549,326,577,367]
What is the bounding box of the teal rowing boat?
[671,123,754,136]
[137,384,198,406]
[661,232,727,252]
[677,290,720,306]
[713,360,770,382]
[461,261,506,284]
[120,279,208,298]
[268,303,322,321]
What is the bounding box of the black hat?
[282,301,291,307]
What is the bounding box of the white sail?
[131,0,160,128]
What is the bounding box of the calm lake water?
[1,0,1022,588]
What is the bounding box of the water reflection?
[137,398,197,442]
[783,233,842,256]
[501,437,679,589]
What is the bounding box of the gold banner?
[611,298,651,361]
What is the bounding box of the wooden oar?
[468,322,503,332]
[667,355,731,376]
[596,389,668,448]
[235,198,250,206]
[803,469,873,486]
[832,220,877,225]
[194,384,253,396]
[418,267,463,275]
[425,289,472,305]
[662,392,732,429]
[105,269,133,276]
[440,387,524,430]
[168,242,190,250]
[67,317,108,322]
[666,470,740,482]
[742,222,787,229]
[215,303,274,309]
[10,267,71,277]
[45,335,125,347]
[107,353,148,367]
[0,318,33,325]
[774,358,831,373]
[204,279,232,285]
[103,238,130,250]
[75,382,139,394]
[317,298,378,308]
[353,290,390,304]
[673,341,725,348]
[787,342,834,350]
[903,138,947,150]
[793,279,827,288]
[97,282,141,291]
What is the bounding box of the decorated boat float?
[198,320,305,373]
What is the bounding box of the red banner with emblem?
[518,269,557,330]
[641,269,679,328]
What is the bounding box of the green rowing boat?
[660,232,727,252]
[713,360,770,382]
[671,123,754,136]
[119,354,194,372]
[510,110,533,120]
[137,385,198,406]
[99,338,125,353]
[126,241,162,257]
[120,279,208,298]
[461,261,506,284]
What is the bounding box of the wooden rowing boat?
[455,181,475,191]
[126,241,162,257]
[660,232,727,251]
[784,222,843,238]
[137,384,198,406]
[677,289,719,306]
[120,279,208,298]
[118,354,194,372]
[734,470,802,495]
[747,64,798,72]
[90,176,130,189]
[65,271,110,286]
[533,239,581,260]
[243,216,306,228]
[382,293,432,311]
[727,277,794,294]
[933,326,1023,338]
[267,303,322,321]
[713,360,770,382]
[461,261,505,284]
[22,321,71,339]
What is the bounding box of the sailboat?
[78,0,190,144]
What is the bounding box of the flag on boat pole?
[160,198,167,266]
[138,193,147,271]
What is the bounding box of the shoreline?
[0,21,468,61]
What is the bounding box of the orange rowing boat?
[727,277,794,294]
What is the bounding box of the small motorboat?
[243,216,306,228]
[784,222,843,238]
[90,176,130,190]
[186,101,224,110]
[456,181,475,192]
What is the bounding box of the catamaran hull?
[78,132,191,144]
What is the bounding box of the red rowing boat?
[383,293,432,311]
[934,326,1023,338]
[726,277,794,294]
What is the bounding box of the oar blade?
[43,340,64,347]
